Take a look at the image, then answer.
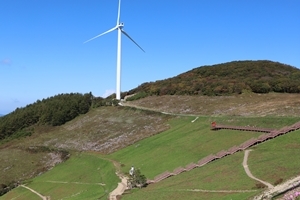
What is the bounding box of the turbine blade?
[84,26,117,44]
[121,29,145,52]
[117,0,121,25]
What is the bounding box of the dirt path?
[109,175,128,200]
[20,185,49,200]
[243,150,274,189]
[105,158,129,200]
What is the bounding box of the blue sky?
[1,0,300,114]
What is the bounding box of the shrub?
[254,182,267,189]
[274,178,283,185]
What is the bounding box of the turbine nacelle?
[119,22,124,27]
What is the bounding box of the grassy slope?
[0,148,50,185]
[0,106,170,187]
[116,128,300,200]
[122,152,259,200]
[124,130,300,200]
[248,129,300,184]
[36,106,170,154]
[108,115,299,179]
[1,187,41,200]
[0,152,119,200]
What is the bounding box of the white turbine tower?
[84,0,145,100]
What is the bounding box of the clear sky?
[1,0,300,114]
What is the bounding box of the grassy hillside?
[0,106,170,194]
[248,130,300,184]
[127,60,300,97]
[122,152,259,200]
[2,113,299,199]
[118,129,300,200]
[1,152,119,200]
[1,94,299,188]
[107,115,299,179]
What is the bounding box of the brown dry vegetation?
[123,93,300,117]
[6,106,171,154]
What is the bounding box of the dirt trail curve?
[243,150,274,189]
[20,185,49,200]
[109,175,128,200]
[107,159,128,200]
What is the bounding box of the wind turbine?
[84,0,145,100]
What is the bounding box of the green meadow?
[0,152,119,200]
[114,118,300,200]
[121,151,260,200]
[107,115,298,179]
[248,129,300,185]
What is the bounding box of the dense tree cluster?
[127,60,300,97]
[0,93,93,140]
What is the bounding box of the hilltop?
[126,60,300,98]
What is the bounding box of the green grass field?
[106,115,300,199]
[1,186,41,200]
[248,129,300,185]
[0,106,170,189]
[0,152,119,200]
[107,115,298,179]
[121,151,260,200]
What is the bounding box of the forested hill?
[0,93,114,141]
[127,60,300,97]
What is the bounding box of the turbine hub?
[119,22,124,28]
